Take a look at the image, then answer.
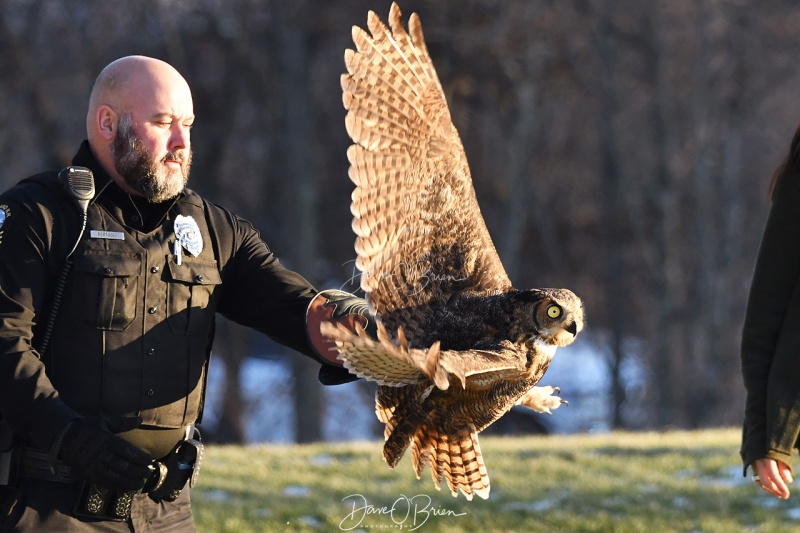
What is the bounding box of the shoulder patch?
[0,205,10,243]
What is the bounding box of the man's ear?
[96,105,118,140]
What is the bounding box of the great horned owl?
[322,3,585,500]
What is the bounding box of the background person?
[740,126,800,500]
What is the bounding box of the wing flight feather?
[341,2,511,338]
[321,321,527,391]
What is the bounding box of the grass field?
[190,429,797,532]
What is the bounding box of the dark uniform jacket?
[0,141,350,455]
[741,167,800,473]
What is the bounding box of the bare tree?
[272,0,324,443]
[6,0,800,435]
[584,0,630,429]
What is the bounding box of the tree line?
[2,0,797,441]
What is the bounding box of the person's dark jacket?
[741,166,800,473]
[0,141,351,454]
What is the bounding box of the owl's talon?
[517,385,567,414]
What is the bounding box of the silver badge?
[174,215,203,265]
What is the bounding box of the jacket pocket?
[71,252,142,331]
[165,257,221,335]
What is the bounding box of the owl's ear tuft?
[513,289,546,303]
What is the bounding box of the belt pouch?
[73,481,137,521]
[148,435,203,502]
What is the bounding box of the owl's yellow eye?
[546,304,562,319]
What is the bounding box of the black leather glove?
[318,289,377,337]
[55,416,153,492]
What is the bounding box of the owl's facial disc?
[537,296,584,347]
[517,288,584,346]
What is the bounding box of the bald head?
[86,56,194,201]
[87,56,193,137]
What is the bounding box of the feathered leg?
[517,385,568,414]
[377,384,433,467]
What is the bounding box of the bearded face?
[111,114,192,203]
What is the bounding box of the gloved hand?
[306,289,377,374]
[317,289,377,337]
[55,416,153,492]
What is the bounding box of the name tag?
[90,230,125,240]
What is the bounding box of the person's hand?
[318,289,377,337]
[56,416,153,492]
[307,289,377,368]
[752,457,793,499]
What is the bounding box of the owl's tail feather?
[411,422,490,500]
[383,410,423,468]
[378,386,490,499]
[377,384,433,467]
[411,422,436,477]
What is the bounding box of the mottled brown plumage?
[323,3,585,500]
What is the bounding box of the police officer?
[0,56,367,530]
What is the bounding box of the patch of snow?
[502,499,559,513]
[671,497,691,508]
[310,453,334,466]
[298,515,322,528]
[202,489,232,501]
[283,484,313,497]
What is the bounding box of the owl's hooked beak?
[565,321,578,336]
[550,317,582,347]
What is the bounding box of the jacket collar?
[70,140,201,208]
[71,140,115,202]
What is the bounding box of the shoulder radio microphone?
[39,167,96,358]
[58,166,95,215]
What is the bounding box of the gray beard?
[111,115,191,203]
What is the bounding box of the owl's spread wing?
[342,3,511,333]
[320,321,425,386]
[321,321,526,390]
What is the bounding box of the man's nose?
[169,123,190,150]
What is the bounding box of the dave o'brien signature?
[339,493,466,531]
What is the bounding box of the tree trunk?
[274,1,323,443]
[210,319,248,443]
[588,0,628,429]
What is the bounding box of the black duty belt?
[19,428,203,522]
[20,448,136,522]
